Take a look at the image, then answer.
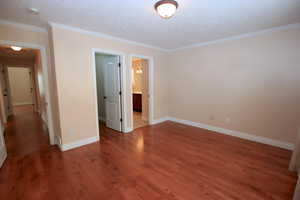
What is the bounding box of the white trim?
[150,116,294,150]
[1,20,299,52]
[13,102,33,106]
[124,127,133,133]
[150,117,170,125]
[166,117,294,150]
[0,121,7,168]
[55,135,62,149]
[98,116,106,123]
[60,136,99,151]
[49,22,167,52]
[91,48,127,135]
[171,23,300,51]
[129,54,154,130]
[0,40,56,145]
[0,19,47,33]
[0,147,7,168]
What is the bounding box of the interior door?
[104,56,122,132]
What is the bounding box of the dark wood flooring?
[0,106,297,199]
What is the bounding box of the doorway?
[93,51,124,135]
[0,44,54,164]
[131,57,150,129]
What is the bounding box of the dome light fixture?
[154,0,178,19]
[11,46,22,51]
[28,7,40,15]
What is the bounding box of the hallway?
[5,105,50,158]
[133,111,148,129]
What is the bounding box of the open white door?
[104,56,122,132]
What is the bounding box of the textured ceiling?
[0,46,37,61]
[0,0,300,49]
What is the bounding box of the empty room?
[0,1,300,199]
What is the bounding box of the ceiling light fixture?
[136,69,143,74]
[155,0,178,19]
[28,7,39,15]
[11,46,22,51]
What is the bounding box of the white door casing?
[141,59,149,122]
[129,54,154,131]
[0,40,55,145]
[28,68,35,105]
[0,65,12,118]
[104,56,122,132]
[0,121,7,168]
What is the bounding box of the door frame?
[91,48,126,135]
[0,120,7,168]
[129,54,154,130]
[0,40,56,145]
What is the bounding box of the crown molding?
[1,19,299,52]
[170,23,300,52]
[48,22,169,52]
[0,19,47,33]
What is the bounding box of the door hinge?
[119,91,122,95]
[118,63,121,67]
[120,118,123,122]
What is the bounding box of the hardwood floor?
[133,111,148,129]
[5,105,50,158]
[0,109,297,200]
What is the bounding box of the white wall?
[1,20,300,150]
[0,22,61,145]
[50,24,169,145]
[168,27,300,143]
[132,60,143,93]
[34,51,47,122]
[8,67,33,106]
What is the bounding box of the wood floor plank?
[0,106,297,199]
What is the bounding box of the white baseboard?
[169,117,294,150]
[60,136,100,151]
[150,117,170,125]
[150,116,294,150]
[124,127,133,133]
[13,102,33,106]
[98,116,106,123]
